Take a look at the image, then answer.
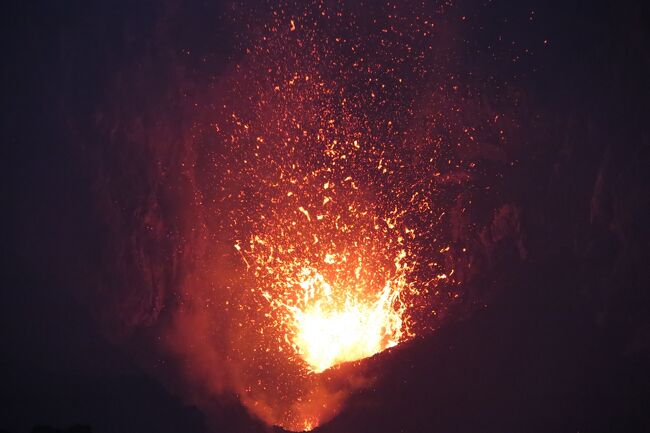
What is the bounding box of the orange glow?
[241,228,411,373]
[289,269,405,373]
[192,1,479,430]
[236,174,415,375]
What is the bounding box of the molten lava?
[89,0,514,430]
[239,230,410,374]
[289,268,405,373]
[184,0,485,430]
[235,177,415,374]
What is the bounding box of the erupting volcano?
[78,0,508,431]
[234,169,413,375]
[8,0,650,432]
[187,1,481,429]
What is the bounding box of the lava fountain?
[195,2,473,429]
[95,1,500,431]
[234,178,413,375]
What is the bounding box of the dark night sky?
[2,1,650,433]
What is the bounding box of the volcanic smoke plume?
[86,1,520,431]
